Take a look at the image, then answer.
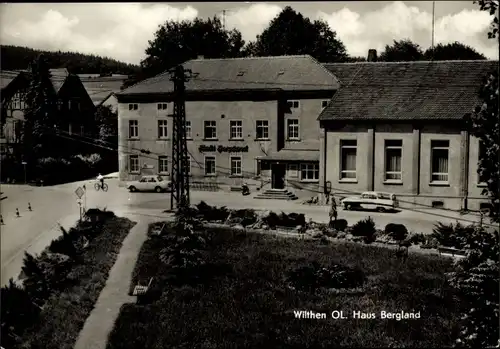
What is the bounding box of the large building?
[116,55,340,194]
[320,59,498,211]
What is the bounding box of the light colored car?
[340,191,399,212]
[127,175,172,193]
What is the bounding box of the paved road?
[0,179,487,286]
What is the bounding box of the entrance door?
[271,164,286,189]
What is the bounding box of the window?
[256,120,269,139]
[340,140,357,179]
[80,126,85,136]
[57,99,63,111]
[128,103,138,111]
[11,93,23,109]
[13,120,21,140]
[204,120,217,139]
[185,121,192,139]
[157,103,168,110]
[321,100,329,109]
[230,120,243,139]
[385,140,402,181]
[287,119,299,140]
[0,124,5,138]
[287,100,300,109]
[129,155,139,173]
[129,120,139,138]
[288,164,298,177]
[158,120,168,139]
[300,163,319,181]
[158,156,168,174]
[68,100,72,109]
[478,141,487,184]
[431,140,449,183]
[230,156,242,176]
[204,156,216,176]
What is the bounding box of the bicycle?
[94,182,108,192]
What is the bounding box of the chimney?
[197,55,204,60]
[367,49,377,62]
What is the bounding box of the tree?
[379,39,424,62]
[249,6,348,62]
[424,42,486,60]
[22,54,58,170]
[138,16,245,81]
[468,0,499,223]
[95,104,118,146]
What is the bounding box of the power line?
[10,118,493,227]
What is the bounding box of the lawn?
[19,215,136,349]
[108,224,464,348]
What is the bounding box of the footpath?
[73,211,172,349]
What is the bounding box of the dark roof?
[118,55,339,96]
[319,60,499,121]
[0,70,20,90]
[81,76,127,105]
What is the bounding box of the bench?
[133,277,153,298]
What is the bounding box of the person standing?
[329,195,338,225]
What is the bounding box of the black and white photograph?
[0,1,499,348]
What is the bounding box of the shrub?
[195,201,230,222]
[287,262,366,292]
[384,223,409,242]
[448,228,499,348]
[263,211,306,229]
[48,227,79,257]
[408,233,427,245]
[1,279,40,348]
[228,209,258,227]
[351,217,376,238]
[329,219,348,232]
[432,222,475,249]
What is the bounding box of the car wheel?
[155,186,162,193]
[129,186,137,192]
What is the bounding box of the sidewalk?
[73,211,172,349]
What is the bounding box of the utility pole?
[431,1,435,52]
[169,65,191,211]
[222,9,226,31]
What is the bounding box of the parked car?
[127,175,172,193]
[340,191,399,212]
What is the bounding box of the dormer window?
[277,70,285,76]
[237,71,245,76]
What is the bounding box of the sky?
[0,1,498,65]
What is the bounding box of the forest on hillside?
[0,45,140,75]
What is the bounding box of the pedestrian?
[329,195,337,225]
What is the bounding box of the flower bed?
[1,209,136,349]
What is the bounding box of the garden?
[0,208,136,349]
[107,202,499,348]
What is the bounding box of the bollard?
[16,208,20,217]
[0,215,4,225]
[28,202,32,211]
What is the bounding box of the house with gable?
[319,55,498,211]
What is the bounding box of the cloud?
[225,4,283,41]
[318,1,498,59]
[0,2,497,65]
[0,3,199,64]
